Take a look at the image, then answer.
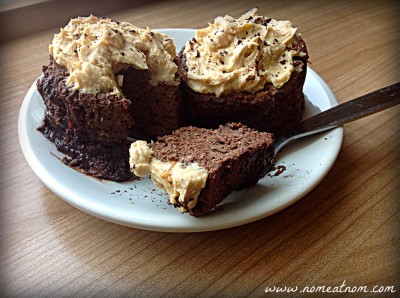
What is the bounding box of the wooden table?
[1,0,399,296]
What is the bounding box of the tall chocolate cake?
[37,15,183,180]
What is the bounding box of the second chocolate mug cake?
[179,8,308,133]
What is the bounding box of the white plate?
[18,29,343,232]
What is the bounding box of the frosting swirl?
[50,15,177,96]
[183,8,307,97]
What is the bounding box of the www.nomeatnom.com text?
[265,280,396,294]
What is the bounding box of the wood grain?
[1,0,399,296]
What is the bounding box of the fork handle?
[275,82,400,153]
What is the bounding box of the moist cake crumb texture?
[130,123,275,216]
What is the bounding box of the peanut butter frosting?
[183,8,307,97]
[129,141,208,213]
[50,15,177,96]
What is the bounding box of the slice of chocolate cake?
[129,123,275,216]
[179,8,308,133]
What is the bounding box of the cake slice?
[129,123,275,216]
